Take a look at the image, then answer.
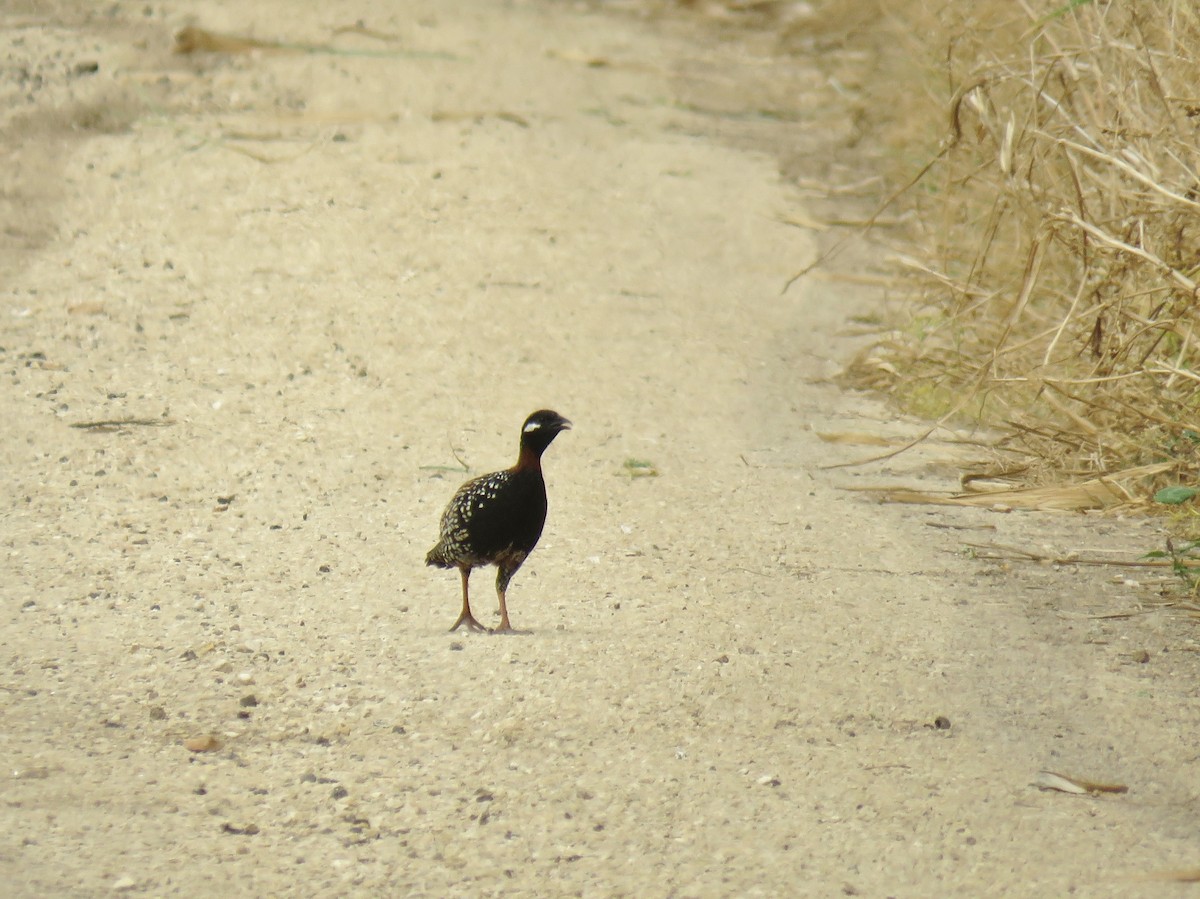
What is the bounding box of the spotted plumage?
[426,410,571,632]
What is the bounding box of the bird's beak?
[558,418,573,431]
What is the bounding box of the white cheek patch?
[523,421,543,433]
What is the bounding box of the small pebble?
[185,734,222,752]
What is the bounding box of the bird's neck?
[515,445,545,472]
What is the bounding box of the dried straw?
[846,0,1200,496]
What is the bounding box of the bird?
[425,409,571,633]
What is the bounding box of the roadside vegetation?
[656,0,1200,586]
[830,0,1200,521]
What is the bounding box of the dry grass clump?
[846,0,1200,498]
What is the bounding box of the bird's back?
[425,466,548,569]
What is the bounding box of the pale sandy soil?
[3,2,1200,896]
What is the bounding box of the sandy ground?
[3,1,1200,896]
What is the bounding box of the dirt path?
[3,2,1199,896]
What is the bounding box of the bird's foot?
[449,612,489,633]
[490,619,529,635]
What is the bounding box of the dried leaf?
[1141,868,1200,883]
[174,26,288,55]
[220,822,260,836]
[1033,771,1089,794]
[859,462,1174,512]
[1033,770,1128,794]
[817,432,901,446]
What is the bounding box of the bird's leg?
[449,566,488,632]
[493,564,520,633]
[495,586,512,633]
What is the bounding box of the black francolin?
[425,410,571,633]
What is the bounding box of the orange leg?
[449,566,488,632]
[495,584,512,633]
[493,563,522,633]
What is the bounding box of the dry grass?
[836,0,1200,506]
[656,0,1199,514]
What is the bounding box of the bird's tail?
[425,544,453,568]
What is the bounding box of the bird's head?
[519,409,572,457]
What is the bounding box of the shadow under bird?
[425,410,572,633]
